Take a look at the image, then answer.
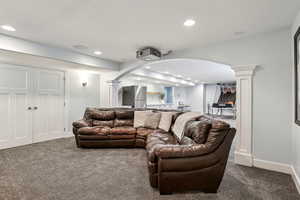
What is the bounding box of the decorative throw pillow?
[172,112,202,142]
[134,111,152,128]
[158,112,175,132]
[144,112,161,129]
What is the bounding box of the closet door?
[32,69,65,143]
[0,65,33,149]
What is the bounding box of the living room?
[0,1,300,199]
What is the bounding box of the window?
[164,87,174,104]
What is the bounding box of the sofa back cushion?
[204,120,230,151]
[90,110,115,120]
[84,108,115,121]
[114,119,134,127]
[115,110,134,120]
[184,120,211,144]
[92,120,114,128]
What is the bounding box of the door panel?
[15,93,31,140]
[0,64,66,149]
[0,93,11,147]
[33,70,65,142]
[0,65,32,149]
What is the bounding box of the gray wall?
[68,71,100,130]
[167,28,292,164]
[186,84,205,112]
[67,69,117,131]
[292,10,300,184]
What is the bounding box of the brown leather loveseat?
[72,107,236,194]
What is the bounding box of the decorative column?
[107,80,121,107]
[231,65,257,167]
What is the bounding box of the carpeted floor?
[0,138,299,200]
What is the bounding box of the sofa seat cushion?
[146,132,178,162]
[137,128,168,139]
[180,136,196,145]
[78,134,135,140]
[110,127,136,135]
[136,128,156,139]
[78,126,111,135]
[135,138,146,148]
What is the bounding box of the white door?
[32,69,65,143]
[0,64,66,149]
[0,65,33,149]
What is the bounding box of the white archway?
[108,59,256,167]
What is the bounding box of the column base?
[234,151,253,167]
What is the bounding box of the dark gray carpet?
[0,138,299,200]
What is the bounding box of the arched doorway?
[108,58,256,167]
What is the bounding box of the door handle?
[28,107,32,110]
[34,106,38,110]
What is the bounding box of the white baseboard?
[291,166,300,194]
[253,158,292,174]
[234,151,253,167]
[63,132,73,138]
[235,154,299,194]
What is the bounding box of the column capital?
[107,80,121,86]
[231,65,257,77]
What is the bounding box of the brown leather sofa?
[72,107,177,148]
[72,108,236,194]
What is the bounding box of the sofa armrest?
[155,144,211,159]
[72,119,91,129]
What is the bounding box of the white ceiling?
[129,59,235,85]
[0,0,299,62]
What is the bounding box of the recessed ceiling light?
[187,77,192,80]
[177,75,183,78]
[175,84,179,87]
[184,19,196,27]
[165,71,170,74]
[94,51,102,55]
[145,66,151,69]
[1,25,16,32]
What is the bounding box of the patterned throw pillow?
[158,112,175,132]
[144,112,161,129]
[134,111,152,128]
